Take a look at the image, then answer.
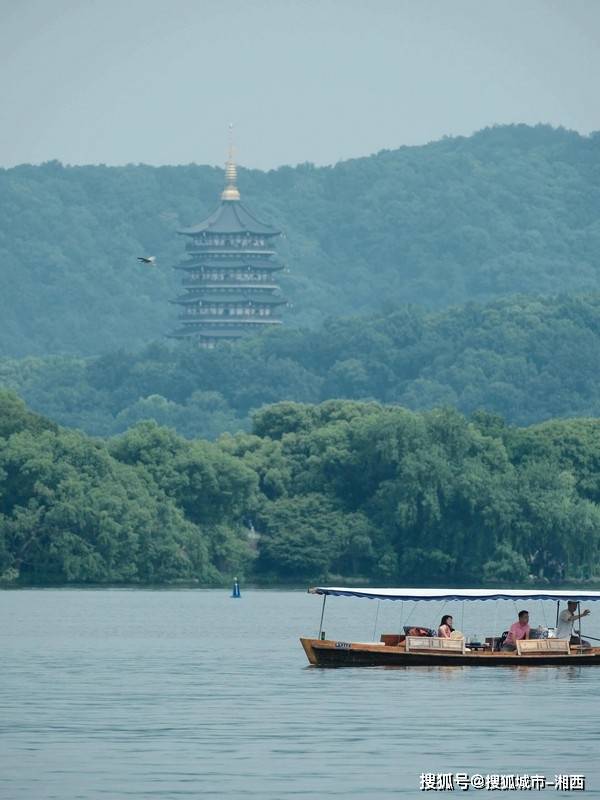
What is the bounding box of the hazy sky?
[0,0,599,170]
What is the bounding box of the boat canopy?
[308,587,600,602]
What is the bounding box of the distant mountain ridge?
[1,123,599,357]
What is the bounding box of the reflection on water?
[0,589,599,799]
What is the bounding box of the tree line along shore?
[2,391,600,587]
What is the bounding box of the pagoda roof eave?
[168,321,282,338]
[171,292,287,305]
[174,259,284,271]
[167,330,241,340]
[178,200,280,236]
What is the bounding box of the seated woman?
[438,615,454,638]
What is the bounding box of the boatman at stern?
[556,601,591,646]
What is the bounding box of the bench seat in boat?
[405,635,466,655]
[516,638,570,655]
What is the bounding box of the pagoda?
[169,144,286,346]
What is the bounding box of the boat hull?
[300,638,600,668]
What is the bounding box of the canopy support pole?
[371,600,381,642]
[556,601,560,628]
[317,594,327,640]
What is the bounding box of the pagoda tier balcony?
[181,277,280,289]
[172,290,286,305]
[184,243,276,256]
[177,314,283,325]
[180,267,280,279]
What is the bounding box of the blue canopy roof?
[309,587,600,602]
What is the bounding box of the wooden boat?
[300,587,600,667]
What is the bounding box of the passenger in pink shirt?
[438,615,454,638]
[502,610,530,651]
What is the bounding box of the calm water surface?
[1,589,599,799]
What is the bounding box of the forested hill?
[3,293,600,438]
[1,124,599,357]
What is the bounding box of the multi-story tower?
[170,148,286,346]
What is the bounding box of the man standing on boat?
[556,601,591,645]
[502,610,531,651]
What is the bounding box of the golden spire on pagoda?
[221,123,241,201]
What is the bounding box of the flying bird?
[137,256,156,265]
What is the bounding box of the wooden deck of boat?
[300,638,600,667]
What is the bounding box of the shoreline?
[3,580,600,591]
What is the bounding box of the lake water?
[1,589,599,799]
